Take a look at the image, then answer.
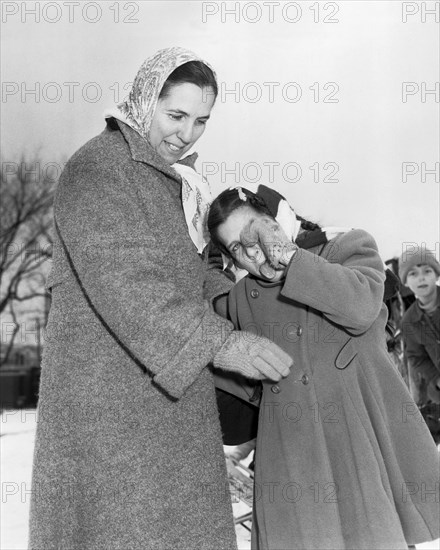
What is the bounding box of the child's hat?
[398,247,440,284]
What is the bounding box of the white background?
[1,0,439,260]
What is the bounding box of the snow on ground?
[1,410,438,550]
[1,409,37,550]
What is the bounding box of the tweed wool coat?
[29,119,238,550]
[225,230,439,550]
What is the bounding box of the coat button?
[301,374,310,385]
[250,289,259,298]
[296,326,303,336]
[271,385,281,394]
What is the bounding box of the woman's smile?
[165,141,184,152]
[163,140,186,158]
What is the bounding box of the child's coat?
[226,229,439,550]
[402,286,440,405]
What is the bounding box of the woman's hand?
[239,216,297,279]
[214,331,293,381]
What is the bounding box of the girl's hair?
[159,61,218,100]
[207,188,273,256]
[207,187,322,256]
[296,215,321,232]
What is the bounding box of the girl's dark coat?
[29,120,237,550]
[227,230,439,550]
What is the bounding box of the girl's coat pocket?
[335,338,358,370]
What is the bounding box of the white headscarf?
[104,46,216,253]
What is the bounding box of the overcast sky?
[1,0,439,260]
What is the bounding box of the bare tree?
[0,156,56,365]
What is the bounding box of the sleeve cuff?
[152,310,234,399]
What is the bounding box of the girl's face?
[149,82,215,165]
[216,206,286,282]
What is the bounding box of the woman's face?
[216,206,287,282]
[149,82,216,164]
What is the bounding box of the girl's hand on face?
[240,217,297,279]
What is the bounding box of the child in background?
[399,248,440,412]
[208,187,439,550]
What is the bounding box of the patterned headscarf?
[104,46,217,254]
[106,46,215,141]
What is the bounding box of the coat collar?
[111,117,198,183]
[410,286,440,322]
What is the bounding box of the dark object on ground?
[216,388,259,445]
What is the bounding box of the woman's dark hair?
[207,188,273,256]
[159,61,218,101]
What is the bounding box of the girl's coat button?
[301,374,310,385]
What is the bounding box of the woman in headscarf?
[28,47,292,550]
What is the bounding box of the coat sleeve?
[54,148,233,399]
[281,229,385,335]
